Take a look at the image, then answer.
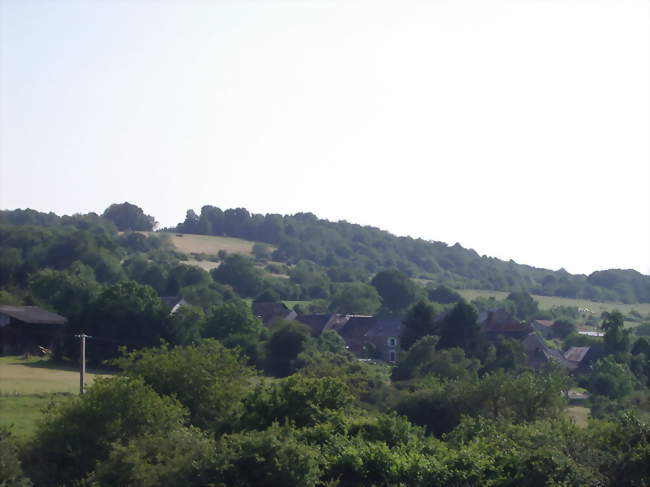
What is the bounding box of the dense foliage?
[173,205,650,303]
[2,205,649,303]
[9,335,649,487]
[1,203,650,485]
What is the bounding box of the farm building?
[295,313,350,337]
[564,345,603,371]
[0,305,67,355]
[334,315,401,363]
[293,312,401,362]
[252,302,297,325]
[522,332,575,370]
[530,319,557,339]
[479,309,533,341]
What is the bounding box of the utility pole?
[75,334,91,394]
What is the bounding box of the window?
[388,337,396,347]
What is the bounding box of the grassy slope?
[160,233,650,321]
[141,231,276,257]
[0,356,110,394]
[145,232,290,275]
[166,233,260,255]
[457,289,650,327]
[0,356,111,438]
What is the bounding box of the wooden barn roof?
[0,305,67,325]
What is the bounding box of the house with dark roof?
[295,313,349,337]
[564,346,590,364]
[480,309,533,341]
[0,305,67,355]
[564,345,603,372]
[530,319,556,340]
[522,332,575,370]
[335,315,401,362]
[252,302,297,326]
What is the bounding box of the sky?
[1,0,648,276]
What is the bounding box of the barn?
[0,305,67,355]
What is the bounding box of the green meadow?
[457,289,650,326]
[0,356,111,439]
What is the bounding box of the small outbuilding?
[0,305,67,355]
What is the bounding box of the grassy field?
[0,356,112,439]
[142,232,275,257]
[0,355,110,394]
[184,258,221,271]
[456,289,650,324]
[566,405,590,427]
[0,394,68,439]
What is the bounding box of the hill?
[171,205,650,303]
[2,205,649,303]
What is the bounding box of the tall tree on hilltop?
[102,202,156,231]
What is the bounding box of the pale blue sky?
[1,0,648,275]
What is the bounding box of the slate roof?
[533,320,555,328]
[336,316,376,342]
[526,345,576,370]
[522,332,546,352]
[335,315,402,345]
[0,305,66,325]
[295,314,348,337]
[252,302,297,325]
[364,316,401,338]
[564,346,591,363]
[481,309,532,339]
[544,347,575,369]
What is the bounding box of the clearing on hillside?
[141,232,276,257]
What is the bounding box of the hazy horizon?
[1,0,648,276]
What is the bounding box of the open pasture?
[457,289,650,322]
[145,232,274,257]
[0,356,112,438]
[0,355,110,394]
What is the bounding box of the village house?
[332,315,401,363]
[522,332,575,370]
[295,313,349,337]
[293,311,401,363]
[479,308,577,370]
[564,345,603,372]
[479,308,534,342]
[252,301,297,326]
[0,305,67,355]
[530,319,557,340]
